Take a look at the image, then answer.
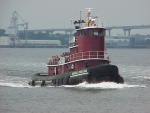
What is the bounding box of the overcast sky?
[0,0,150,35]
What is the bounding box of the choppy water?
[0,48,150,113]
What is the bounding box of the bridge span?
[20,25,150,36]
[24,28,72,35]
[106,25,150,36]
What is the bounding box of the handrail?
[47,51,110,66]
[69,51,105,61]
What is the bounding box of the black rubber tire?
[31,80,35,86]
[56,79,59,86]
[41,80,45,87]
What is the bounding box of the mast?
[79,10,82,27]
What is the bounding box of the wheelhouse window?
[89,29,105,36]
[81,30,84,36]
[98,30,105,36]
[94,30,99,36]
[76,29,105,36]
[77,30,81,36]
[83,30,88,35]
[89,30,93,36]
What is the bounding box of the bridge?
[20,25,150,36]
[24,28,72,35]
[106,25,150,36]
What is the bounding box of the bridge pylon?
[123,29,131,36]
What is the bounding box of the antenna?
[69,19,73,42]
[85,8,94,17]
[85,8,94,12]
[78,10,82,27]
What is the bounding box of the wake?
[63,82,146,89]
[0,80,146,89]
[0,75,31,88]
[0,75,146,89]
[0,82,30,88]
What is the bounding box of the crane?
[6,11,28,45]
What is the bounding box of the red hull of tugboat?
[29,9,124,86]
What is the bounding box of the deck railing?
[47,51,110,66]
[69,51,105,61]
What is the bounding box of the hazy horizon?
[0,0,150,35]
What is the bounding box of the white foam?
[132,76,150,80]
[0,75,33,88]
[63,82,146,89]
[0,80,146,89]
[0,82,31,88]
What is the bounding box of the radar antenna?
[85,8,98,27]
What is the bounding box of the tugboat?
[28,9,124,86]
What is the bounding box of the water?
[0,48,150,113]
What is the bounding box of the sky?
[0,0,150,35]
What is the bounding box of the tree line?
[18,31,70,45]
[0,29,8,37]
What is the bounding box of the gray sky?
[0,0,150,35]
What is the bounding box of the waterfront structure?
[105,38,129,47]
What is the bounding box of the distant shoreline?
[106,45,150,49]
[0,45,149,49]
[0,45,68,48]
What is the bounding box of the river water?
[0,48,150,113]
